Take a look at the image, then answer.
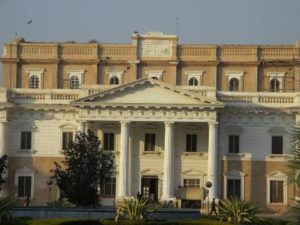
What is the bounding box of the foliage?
[46,198,73,208]
[52,130,114,207]
[0,195,16,224]
[115,197,160,225]
[0,154,8,190]
[218,197,262,225]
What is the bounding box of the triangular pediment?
[73,78,223,108]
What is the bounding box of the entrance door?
[141,176,158,200]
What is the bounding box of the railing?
[217,91,298,106]
[8,89,83,104]
[101,45,136,59]
[260,47,295,60]
[178,46,216,60]
[19,44,57,59]
[61,45,98,59]
[220,47,257,61]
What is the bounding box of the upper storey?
[1,32,300,92]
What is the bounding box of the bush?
[0,195,16,224]
[115,197,160,225]
[218,197,262,225]
[46,198,73,208]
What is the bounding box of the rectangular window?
[18,176,32,198]
[272,136,283,154]
[104,133,115,151]
[21,131,32,150]
[270,180,284,203]
[62,132,73,150]
[227,179,241,199]
[183,179,200,188]
[229,135,239,153]
[186,134,197,152]
[144,133,155,151]
[100,178,116,197]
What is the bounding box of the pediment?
[72,78,223,108]
[182,169,206,176]
[140,168,163,176]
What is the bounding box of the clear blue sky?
[1,0,300,83]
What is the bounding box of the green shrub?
[218,197,262,225]
[47,198,73,208]
[0,195,16,223]
[115,197,160,225]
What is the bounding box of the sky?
[1,0,300,83]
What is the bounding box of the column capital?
[208,121,218,126]
[120,120,131,125]
[164,121,175,126]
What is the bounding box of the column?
[118,121,130,198]
[207,122,218,199]
[162,122,175,201]
[0,122,6,157]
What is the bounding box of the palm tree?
[288,127,300,223]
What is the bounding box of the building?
[0,32,299,213]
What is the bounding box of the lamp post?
[46,177,53,203]
[205,181,212,214]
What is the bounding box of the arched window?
[29,75,39,89]
[188,77,198,86]
[109,76,119,85]
[270,78,280,92]
[70,76,80,89]
[229,78,239,92]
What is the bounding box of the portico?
[73,78,223,202]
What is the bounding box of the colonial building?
[0,32,299,213]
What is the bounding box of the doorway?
[141,176,158,200]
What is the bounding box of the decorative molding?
[145,70,164,79]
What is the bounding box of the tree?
[52,130,114,206]
[0,155,8,191]
[288,127,300,223]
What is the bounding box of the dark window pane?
[186,134,197,152]
[62,132,73,150]
[145,133,155,151]
[18,176,31,198]
[272,136,283,154]
[18,177,25,197]
[25,177,32,197]
[229,135,239,153]
[227,179,241,199]
[104,133,114,151]
[100,178,116,196]
[270,181,284,203]
[21,132,32,150]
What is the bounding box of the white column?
[0,122,6,157]
[207,122,218,200]
[162,122,175,201]
[118,121,130,198]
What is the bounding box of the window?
[270,78,280,92]
[272,136,283,154]
[227,179,241,199]
[62,132,73,150]
[229,78,239,91]
[186,134,197,152]
[29,75,39,89]
[100,178,116,197]
[109,76,119,85]
[228,135,239,153]
[183,179,200,188]
[104,133,115,151]
[144,133,155,151]
[270,180,284,203]
[21,131,32,150]
[188,77,198,86]
[70,76,80,89]
[18,176,32,198]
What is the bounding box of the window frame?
[183,179,200,188]
[228,135,239,153]
[266,172,288,205]
[29,75,40,89]
[27,69,44,89]
[144,133,156,152]
[271,136,283,155]
[62,131,74,150]
[109,76,120,85]
[15,167,35,199]
[100,177,116,197]
[103,132,115,151]
[186,134,197,152]
[70,76,80,89]
[224,170,245,200]
[20,131,32,151]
